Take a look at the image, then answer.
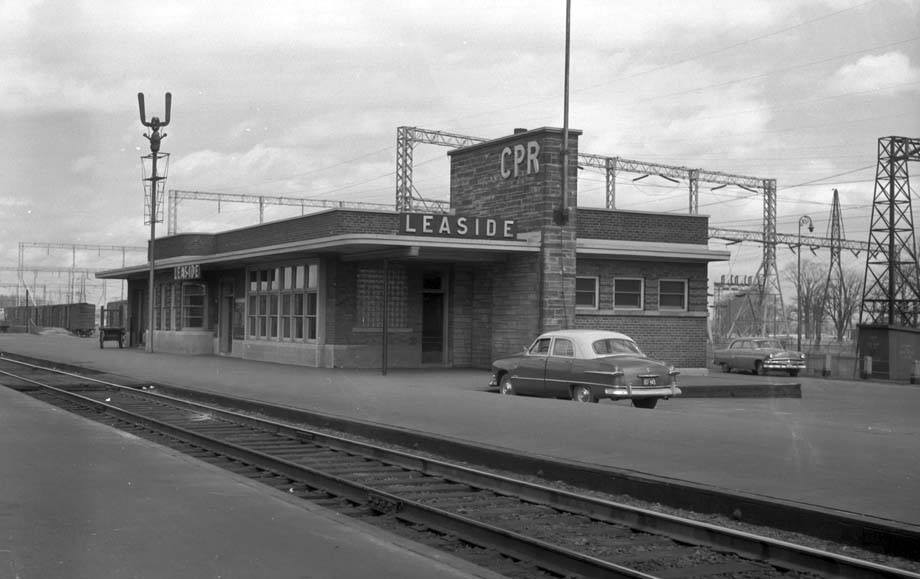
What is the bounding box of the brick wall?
[155,234,217,260]
[489,254,542,360]
[449,267,474,367]
[577,208,709,244]
[575,257,710,366]
[575,313,708,367]
[216,210,398,254]
[470,268,495,367]
[154,210,399,260]
[540,226,577,331]
[449,127,581,359]
[449,127,580,234]
[576,258,709,312]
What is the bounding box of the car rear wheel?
[571,385,598,403]
[720,363,731,373]
[499,375,516,396]
[632,398,658,409]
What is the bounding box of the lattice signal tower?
[822,189,846,307]
[859,136,920,327]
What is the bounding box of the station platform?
[0,379,505,579]
[1,333,918,563]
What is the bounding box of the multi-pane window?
[613,278,643,309]
[575,277,598,309]
[154,285,162,330]
[182,283,206,328]
[153,281,207,330]
[154,284,174,330]
[659,279,687,310]
[171,284,180,329]
[247,263,318,341]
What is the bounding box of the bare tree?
[824,266,862,341]
[783,257,826,342]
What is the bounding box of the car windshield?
[592,338,643,356]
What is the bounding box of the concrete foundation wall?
[152,330,214,355]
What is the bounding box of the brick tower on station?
[448,127,581,355]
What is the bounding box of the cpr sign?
[500,141,540,179]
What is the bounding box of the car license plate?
[641,377,657,386]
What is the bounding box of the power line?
[441,0,881,127]
[780,165,876,189]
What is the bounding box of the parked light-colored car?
[713,337,806,377]
[488,329,680,408]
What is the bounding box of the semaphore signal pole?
[138,92,171,353]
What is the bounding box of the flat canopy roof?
[97,232,728,280]
[96,232,543,279]
[577,238,730,262]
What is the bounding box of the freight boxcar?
[1,302,96,336]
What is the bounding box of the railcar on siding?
[2,302,96,336]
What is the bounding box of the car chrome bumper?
[763,361,806,370]
[603,385,681,398]
[488,373,498,387]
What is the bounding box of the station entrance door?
[422,271,446,365]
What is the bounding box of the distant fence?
[803,352,861,379]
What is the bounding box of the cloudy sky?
[2,0,919,305]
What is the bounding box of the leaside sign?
[399,213,516,240]
[173,264,202,280]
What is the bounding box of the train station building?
[97,126,729,370]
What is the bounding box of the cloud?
[830,51,920,95]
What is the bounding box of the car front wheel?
[571,385,598,403]
[499,375,516,396]
[632,398,658,409]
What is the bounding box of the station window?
[575,277,598,309]
[659,279,688,311]
[182,283,206,328]
[613,278,644,310]
[154,285,162,330]
[154,283,174,330]
[153,281,208,330]
[247,263,318,341]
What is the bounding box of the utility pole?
[138,92,172,353]
[558,0,572,227]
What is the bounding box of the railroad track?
[1,356,917,579]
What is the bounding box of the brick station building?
[97,126,729,370]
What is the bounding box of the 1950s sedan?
[488,329,680,408]
[712,337,806,377]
